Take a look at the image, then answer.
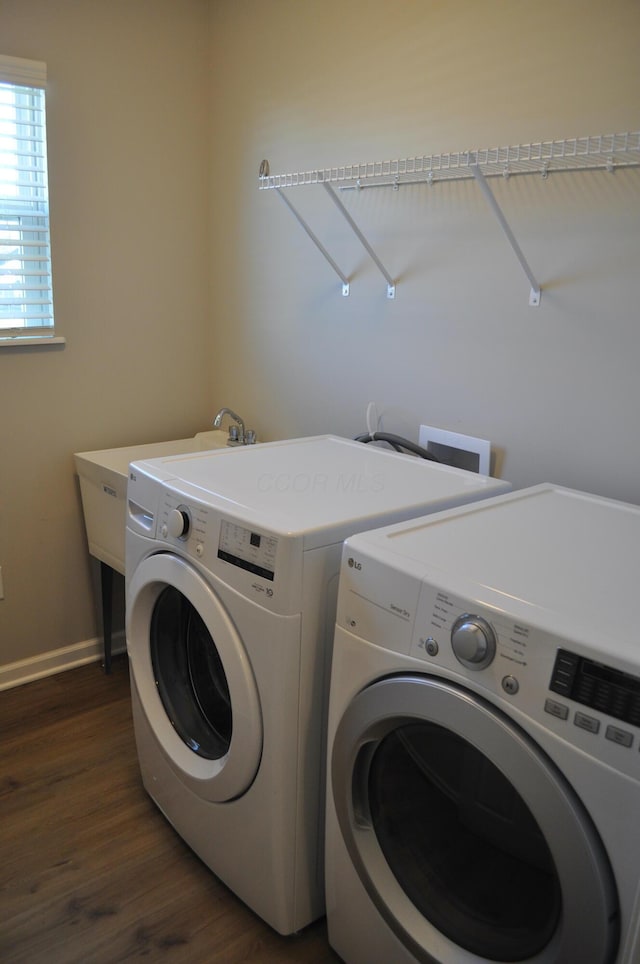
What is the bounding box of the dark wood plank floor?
[0,657,342,963]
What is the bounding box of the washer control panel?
[158,494,209,557]
[157,493,279,579]
[133,475,300,615]
[217,519,278,582]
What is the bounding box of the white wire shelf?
[259,132,640,190]
[258,132,640,304]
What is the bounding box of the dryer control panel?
[410,581,640,780]
[550,649,640,729]
[337,542,640,777]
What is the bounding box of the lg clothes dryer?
[125,435,510,936]
[326,484,640,964]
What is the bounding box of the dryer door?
[331,674,619,964]
[127,553,262,803]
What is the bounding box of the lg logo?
[347,557,362,571]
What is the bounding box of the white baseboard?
[0,632,127,691]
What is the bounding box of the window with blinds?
[0,55,55,340]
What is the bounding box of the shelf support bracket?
[323,183,396,299]
[276,188,350,296]
[470,165,541,307]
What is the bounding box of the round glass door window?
[150,586,232,760]
[332,674,619,964]
[368,721,560,961]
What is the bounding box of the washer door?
[127,553,262,803]
[331,674,619,964]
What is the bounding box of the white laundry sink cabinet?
[75,430,229,574]
[74,430,229,672]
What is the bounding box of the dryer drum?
[369,722,560,960]
[332,674,619,964]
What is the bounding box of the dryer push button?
[605,725,633,748]
[502,675,519,696]
[544,698,569,721]
[574,711,600,734]
[425,637,439,657]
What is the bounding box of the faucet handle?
[245,429,257,445]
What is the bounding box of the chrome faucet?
[213,407,256,445]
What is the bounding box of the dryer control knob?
[451,615,496,670]
[167,507,190,539]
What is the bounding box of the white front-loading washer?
[326,484,640,964]
[125,435,510,935]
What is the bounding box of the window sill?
[0,335,66,349]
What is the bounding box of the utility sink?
[74,430,229,575]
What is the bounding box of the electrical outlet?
[419,424,491,475]
[0,566,4,600]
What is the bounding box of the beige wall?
[208,0,640,491]
[0,0,211,669]
[1,0,639,677]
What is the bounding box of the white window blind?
[0,55,56,339]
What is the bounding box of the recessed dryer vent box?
[419,424,491,475]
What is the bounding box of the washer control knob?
[167,507,190,539]
[451,614,496,670]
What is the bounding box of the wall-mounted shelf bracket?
[470,163,541,307]
[323,183,396,298]
[275,188,350,295]
[260,133,639,305]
